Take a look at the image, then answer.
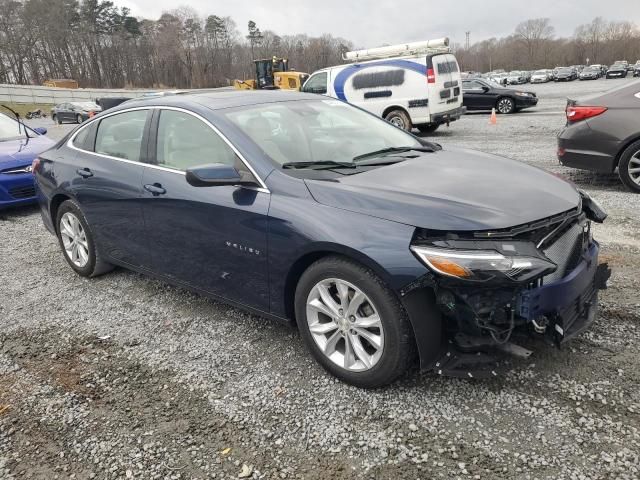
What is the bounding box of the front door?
[141,108,271,311]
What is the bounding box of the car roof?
[111,90,322,113]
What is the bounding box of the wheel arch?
[382,105,411,121]
[283,244,395,324]
[49,193,73,233]
[614,133,640,168]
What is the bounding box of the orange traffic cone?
[489,108,497,125]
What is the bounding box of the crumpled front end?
[402,191,611,378]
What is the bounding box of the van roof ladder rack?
[343,37,451,62]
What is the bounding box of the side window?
[72,126,90,148]
[302,72,328,95]
[155,110,238,171]
[95,110,148,162]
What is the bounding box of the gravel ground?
[1,79,639,479]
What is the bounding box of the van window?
[302,73,328,95]
[436,60,459,74]
[95,110,148,162]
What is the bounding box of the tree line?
[0,0,351,88]
[1,3,639,88]
[456,17,640,72]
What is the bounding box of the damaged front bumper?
[518,242,610,344]
[402,205,612,379]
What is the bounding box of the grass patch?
[0,102,54,118]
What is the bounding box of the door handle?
[144,183,166,196]
[76,168,93,178]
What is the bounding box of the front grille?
[9,185,36,199]
[542,222,584,283]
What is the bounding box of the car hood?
[304,148,580,232]
[0,135,55,169]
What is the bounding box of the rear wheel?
[56,200,113,277]
[76,114,83,124]
[496,97,515,114]
[384,109,412,131]
[618,140,640,193]
[295,256,416,388]
[53,114,61,124]
[417,124,440,134]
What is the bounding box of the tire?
[618,140,640,193]
[496,97,515,114]
[76,114,83,124]
[53,114,61,124]
[417,124,440,134]
[384,109,412,132]
[55,199,113,277]
[295,256,416,388]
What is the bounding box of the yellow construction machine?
[234,57,309,91]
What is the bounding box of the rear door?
[66,108,151,267]
[427,54,462,116]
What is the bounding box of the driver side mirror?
[185,163,258,188]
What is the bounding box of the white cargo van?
[301,38,465,133]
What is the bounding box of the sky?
[119,0,640,48]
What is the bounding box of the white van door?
[426,54,461,119]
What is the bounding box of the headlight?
[515,92,532,97]
[410,245,556,282]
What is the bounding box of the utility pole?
[465,31,470,50]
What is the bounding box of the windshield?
[0,112,28,142]
[533,70,546,75]
[509,71,521,75]
[225,99,423,166]
[558,68,572,73]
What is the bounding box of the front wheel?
[618,140,640,193]
[76,114,84,124]
[295,256,416,388]
[384,109,412,131]
[496,97,515,114]
[418,124,440,134]
[56,200,113,277]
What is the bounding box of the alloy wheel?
[629,151,640,186]
[306,278,384,372]
[497,98,513,114]
[60,212,89,268]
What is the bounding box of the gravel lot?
[2,78,639,479]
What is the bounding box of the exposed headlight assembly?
[410,245,556,283]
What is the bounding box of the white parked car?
[530,70,550,83]
[302,38,464,134]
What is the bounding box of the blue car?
[0,112,55,209]
[34,91,610,387]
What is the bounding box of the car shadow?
[0,204,40,222]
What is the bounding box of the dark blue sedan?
[34,91,609,387]
[0,112,54,209]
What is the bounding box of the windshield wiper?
[282,161,357,170]
[1,104,30,143]
[352,146,435,162]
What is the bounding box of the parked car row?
[477,62,639,84]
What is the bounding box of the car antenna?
[1,104,31,144]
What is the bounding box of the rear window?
[436,60,459,74]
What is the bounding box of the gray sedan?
[558,80,640,192]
